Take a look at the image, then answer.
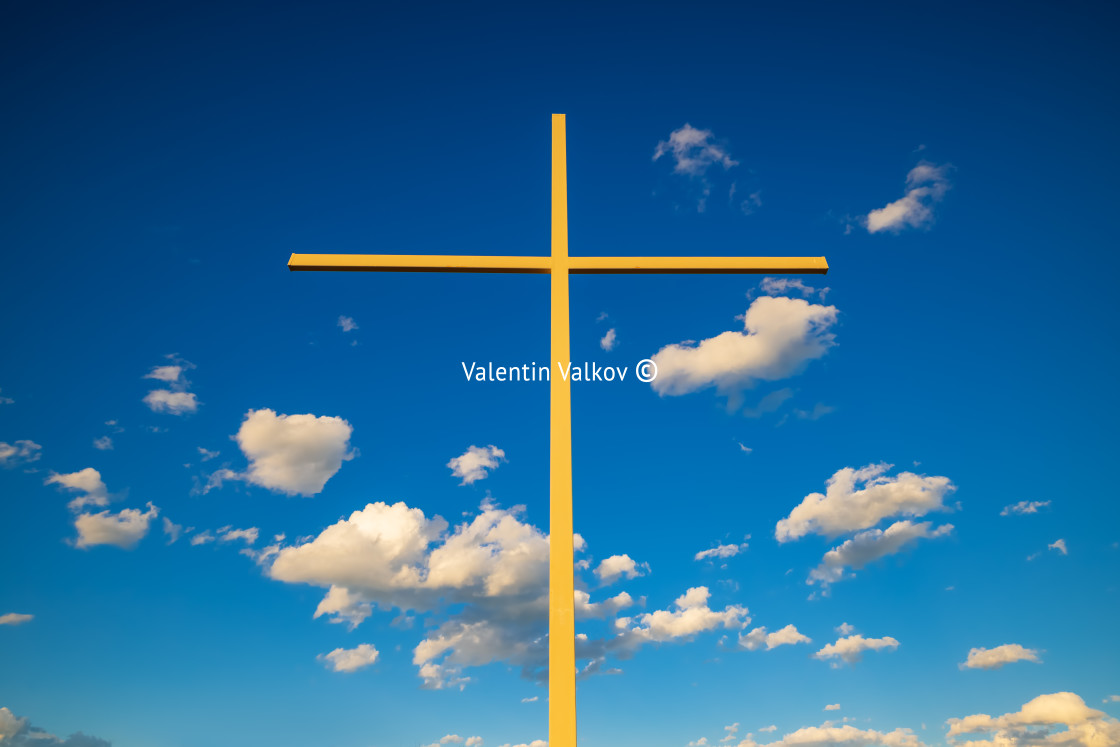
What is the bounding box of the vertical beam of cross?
[549,113,577,747]
[287,114,829,747]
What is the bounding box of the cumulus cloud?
[808,520,954,588]
[0,707,110,746]
[0,613,33,626]
[215,409,355,496]
[960,644,1041,670]
[496,741,545,747]
[447,445,505,485]
[865,162,951,234]
[45,468,110,510]
[319,643,379,672]
[594,554,647,584]
[745,724,926,747]
[654,123,738,177]
[776,463,955,542]
[814,634,899,666]
[268,499,741,688]
[758,277,830,301]
[1001,500,1051,516]
[0,440,42,469]
[600,328,618,351]
[825,704,842,711]
[74,503,158,550]
[650,296,838,406]
[695,542,748,561]
[143,390,198,415]
[338,315,359,332]
[946,692,1120,747]
[739,624,811,651]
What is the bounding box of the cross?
[288,114,828,746]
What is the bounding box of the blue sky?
[1,2,1119,746]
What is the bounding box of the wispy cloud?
[865,162,951,233]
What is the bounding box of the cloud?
[574,590,635,619]
[45,468,110,510]
[1104,696,1120,704]
[618,586,747,644]
[946,692,1120,747]
[319,643,379,672]
[600,328,618,351]
[219,526,259,545]
[743,388,795,419]
[74,503,158,549]
[650,296,838,405]
[143,390,199,415]
[814,634,899,666]
[198,447,219,461]
[695,543,748,561]
[808,520,954,588]
[960,644,1041,670]
[1049,539,1068,555]
[759,725,779,733]
[92,436,113,451]
[653,123,738,177]
[191,531,215,546]
[221,409,355,496]
[521,696,538,703]
[144,365,182,383]
[745,724,926,747]
[0,613,33,626]
[496,742,546,747]
[1001,500,1051,516]
[721,723,740,742]
[776,463,955,542]
[594,554,647,584]
[689,738,710,746]
[0,388,13,405]
[447,445,505,485]
[0,707,110,746]
[836,623,856,636]
[338,315,359,332]
[758,277,830,301]
[825,704,841,711]
[865,162,951,234]
[739,624,811,650]
[0,440,42,469]
[794,403,836,421]
[162,517,182,544]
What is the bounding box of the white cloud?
[338,315,359,332]
[447,445,505,485]
[776,463,956,542]
[495,742,546,747]
[689,738,710,746]
[143,389,199,415]
[465,738,483,747]
[0,613,33,626]
[745,724,926,747]
[74,503,159,550]
[650,296,838,404]
[946,692,1120,747]
[620,586,748,644]
[219,526,259,545]
[144,365,182,383]
[600,328,618,351]
[825,704,842,711]
[0,706,112,745]
[191,530,215,546]
[574,590,635,619]
[162,517,182,544]
[808,520,954,588]
[653,123,738,177]
[521,696,538,703]
[814,634,899,666]
[960,644,1041,670]
[198,447,219,461]
[224,409,355,496]
[695,543,748,561]
[0,440,42,469]
[739,624,811,651]
[594,554,647,584]
[759,277,830,301]
[319,643,379,672]
[1001,500,1051,516]
[1049,539,1068,555]
[45,468,110,510]
[1104,696,1120,704]
[759,725,779,733]
[836,622,856,636]
[721,723,740,743]
[865,162,951,234]
[91,436,113,451]
[0,388,13,405]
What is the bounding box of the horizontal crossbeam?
[288,253,828,274]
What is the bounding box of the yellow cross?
[288,114,828,747]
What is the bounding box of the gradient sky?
[2,2,1119,747]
